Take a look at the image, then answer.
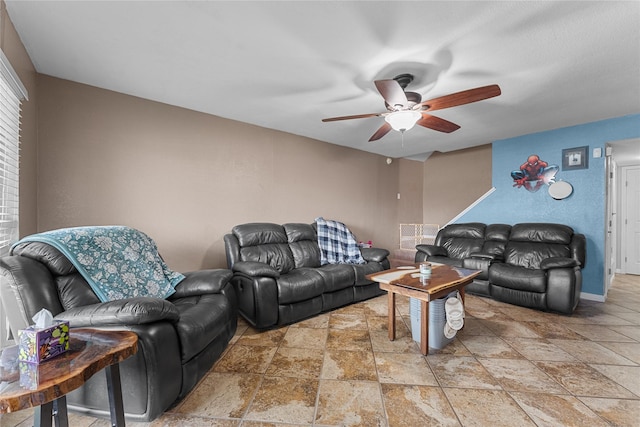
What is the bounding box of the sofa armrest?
[360,247,390,262]
[540,257,578,270]
[571,233,587,269]
[169,269,233,298]
[55,297,180,327]
[232,261,280,278]
[463,257,491,280]
[416,244,448,257]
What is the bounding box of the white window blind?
[0,49,27,348]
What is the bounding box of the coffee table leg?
[34,401,53,427]
[105,363,126,427]
[420,300,429,355]
[53,396,69,427]
[459,288,466,330]
[388,291,396,341]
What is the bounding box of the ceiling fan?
[322,74,501,142]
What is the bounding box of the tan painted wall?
[0,1,38,237]
[397,158,424,224]
[422,144,492,227]
[36,75,408,271]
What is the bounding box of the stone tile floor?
[2,274,639,426]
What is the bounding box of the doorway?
[605,138,640,295]
[621,165,640,274]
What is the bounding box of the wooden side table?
[368,264,480,355]
[0,328,137,427]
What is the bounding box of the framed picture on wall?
[562,146,589,170]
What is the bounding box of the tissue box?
[18,320,70,364]
[18,362,39,389]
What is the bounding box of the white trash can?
[410,292,457,350]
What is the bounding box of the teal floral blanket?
[13,226,185,302]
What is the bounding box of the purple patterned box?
[18,361,39,389]
[18,320,70,364]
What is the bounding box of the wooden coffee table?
[368,264,481,355]
[0,328,137,427]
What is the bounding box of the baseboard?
[580,292,606,302]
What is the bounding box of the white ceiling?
[5,1,640,160]
[610,138,640,166]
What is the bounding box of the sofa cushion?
[509,223,574,245]
[276,268,325,304]
[352,262,385,286]
[12,241,76,276]
[239,244,295,274]
[233,223,288,246]
[316,264,356,292]
[232,223,296,273]
[416,244,448,257]
[437,223,486,260]
[283,223,316,243]
[284,223,322,269]
[480,224,511,257]
[504,241,571,269]
[489,263,547,293]
[56,274,101,309]
[485,224,512,242]
[443,238,484,260]
[438,223,486,240]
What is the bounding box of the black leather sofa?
[224,222,390,329]
[0,241,238,422]
[415,222,586,314]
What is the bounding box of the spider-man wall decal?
[510,154,559,192]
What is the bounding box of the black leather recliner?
[415,222,585,314]
[0,241,238,422]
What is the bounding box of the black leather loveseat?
[224,222,390,329]
[0,241,238,422]
[415,222,585,314]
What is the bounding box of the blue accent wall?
[458,114,640,296]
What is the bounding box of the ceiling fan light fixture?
[385,110,422,132]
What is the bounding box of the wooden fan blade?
[417,114,461,133]
[421,84,501,111]
[369,122,392,142]
[375,80,408,108]
[322,112,382,122]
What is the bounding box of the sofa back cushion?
[233,223,295,274]
[504,223,574,269]
[12,241,76,276]
[436,223,486,260]
[12,241,102,310]
[284,223,321,269]
[481,224,512,256]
